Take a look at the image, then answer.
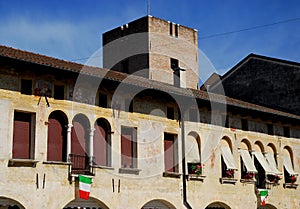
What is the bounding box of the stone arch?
[266,143,277,155]
[47,110,68,162]
[240,138,251,150]
[63,197,109,209]
[205,201,231,209]
[221,136,233,151]
[93,117,112,166]
[0,197,25,209]
[254,141,265,152]
[141,199,176,209]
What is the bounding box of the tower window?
[175,24,179,37]
[169,22,173,36]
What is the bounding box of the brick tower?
[103,16,199,89]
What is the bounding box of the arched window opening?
[220,138,237,181]
[71,114,91,175]
[93,118,111,167]
[282,147,298,188]
[186,132,202,176]
[47,110,68,162]
[240,140,257,182]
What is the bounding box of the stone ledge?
[43,161,71,165]
[119,168,141,175]
[220,177,238,184]
[283,183,298,189]
[92,165,114,170]
[8,159,39,167]
[187,174,206,181]
[163,172,182,178]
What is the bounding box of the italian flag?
[258,189,268,206]
[79,175,92,200]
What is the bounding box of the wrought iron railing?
[69,154,93,175]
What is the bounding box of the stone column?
[66,124,73,162]
[89,128,95,166]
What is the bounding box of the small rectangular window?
[241,119,248,131]
[167,107,174,120]
[175,24,179,37]
[121,126,137,168]
[170,58,179,70]
[99,93,108,108]
[284,127,290,138]
[267,124,274,135]
[13,111,35,159]
[164,133,178,172]
[20,79,32,95]
[54,85,65,100]
[169,22,173,36]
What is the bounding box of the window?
[20,79,32,95]
[283,127,290,138]
[241,119,248,131]
[54,85,65,100]
[47,111,67,162]
[169,22,173,36]
[186,133,201,176]
[174,24,179,37]
[164,133,178,173]
[170,58,179,70]
[94,118,112,167]
[240,149,257,181]
[167,107,174,120]
[171,58,180,87]
[13,111,35,159]
[220,145,237,179]
[98,93,108,108]
[267,124,274,135]
[282,147,298,188]
[121,126,137,168]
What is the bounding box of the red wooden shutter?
[13,112,31,159]
[121,131,133,168]
[93,125,107,166]
[71,122,86,156]
[47,118,63,161]
[164,135,175,172]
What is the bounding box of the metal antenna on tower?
[147,0,151,16]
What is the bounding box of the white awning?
[221,146,238,170]
[240,149,257,173]
[265,153,282,175]
[283,155,298,176]
[253,151,273,174]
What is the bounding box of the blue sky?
[0,0,300,82]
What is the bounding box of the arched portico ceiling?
[0,197,25,209]
[205,201,231,209]
[141,199,176,209]
[63,197,109,209]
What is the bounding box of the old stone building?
[0,16,299,209]
[206,54,300,116]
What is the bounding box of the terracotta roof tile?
[1,45,299,121]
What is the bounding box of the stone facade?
[208,54,300,116]
[0,45,299,209]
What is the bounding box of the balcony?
[69,154,94,176]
